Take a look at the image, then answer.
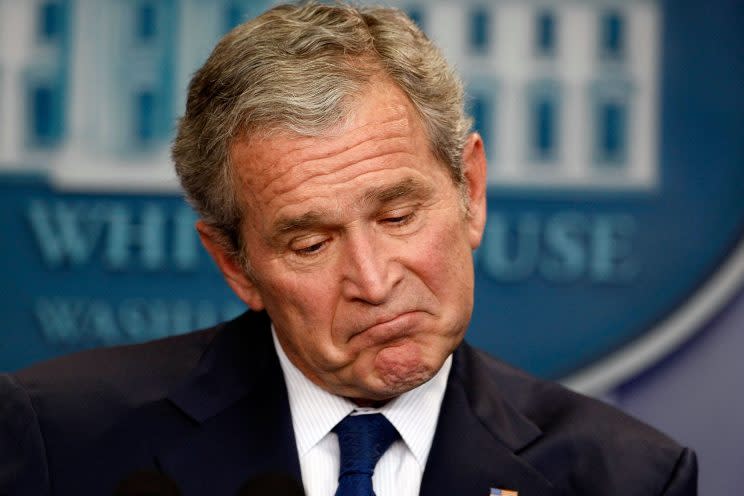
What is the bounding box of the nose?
[341,230,401,305]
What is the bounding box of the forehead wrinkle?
[267,134,415,199]
[290,111,411,163]
[272,176,433,237]
[253,112,413,198]
[261,153,417,231]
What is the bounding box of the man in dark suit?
[0,2,696,495]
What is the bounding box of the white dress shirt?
[271,328,452,496]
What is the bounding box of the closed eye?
[291,237,329,257]
[296,242,325,254]
[381,212,415,226]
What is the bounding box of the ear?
[461,132,487,249]
[196,220,265,311]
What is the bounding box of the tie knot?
[333,413,400,479]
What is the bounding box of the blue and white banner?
[1,0,742,397]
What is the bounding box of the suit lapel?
[421,343,561,496]
[156,311,302,495]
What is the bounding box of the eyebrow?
[273,211,329,238]
[270,178,433,241]
[360,177,433,207]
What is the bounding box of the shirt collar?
[271,325,452,470]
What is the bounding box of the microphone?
[113,470,181,496]
[236,473,304,496]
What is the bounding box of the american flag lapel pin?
[490,489,518,496]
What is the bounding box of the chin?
[345,362,434,404]
[373,344,438,396]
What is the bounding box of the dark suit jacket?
[0,310,696,495]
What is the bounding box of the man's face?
[201,77,487,402]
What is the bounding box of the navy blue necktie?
[333,413,400,496]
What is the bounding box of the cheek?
[416,220,473,289]
[257,268,337,329]
[261,262,321,302]
[264,274,349,370]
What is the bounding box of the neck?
[349,398,390,409]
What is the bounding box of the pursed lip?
[348,310,423,346]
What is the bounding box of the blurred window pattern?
[0,0,658,191]
[136,2,157,42]
[598,102,626,164]
[38,2,63,41]
[28,83,63,147]
[535,10,557,57]
[470,93,494,154]
[600,10,625,60]
[528,81,561,163]
[136,90,156,144]
[469,7,491,54]
[592,82,632,167]
[536,99,556,159]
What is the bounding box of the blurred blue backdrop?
[0,0,742,492]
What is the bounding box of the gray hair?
[172,1,472,256]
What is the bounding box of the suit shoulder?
[0,325,220,494]
[15,326,218,398]
[8,326,218,436]
[462,344,696,494]
[465,344,678,441]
